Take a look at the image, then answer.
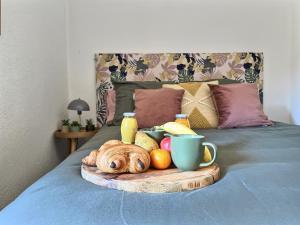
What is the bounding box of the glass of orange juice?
[175,114,190,128]
[121,112,138,144]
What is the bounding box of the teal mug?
[169,134,217,171]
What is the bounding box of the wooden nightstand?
[55,129,99,154]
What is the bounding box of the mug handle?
[199,142,217,168]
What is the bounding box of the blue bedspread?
[1,122,300,225]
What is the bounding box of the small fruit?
[160,137,171,152]
[150,149,172,169]
[160,122,196,135]
[135,131,159,152]
[203,146,212,162]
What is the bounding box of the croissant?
[96,144,150,174]
[81,150,98,166]
[82,140,150,174]
[81,140,123,166]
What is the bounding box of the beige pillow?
[163,81,218,128]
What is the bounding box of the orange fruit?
[150,149,172,169]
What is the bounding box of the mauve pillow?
[105,90,116,123]
[209,83,272,129]
[112,81,164,125]
[135,88,184,128]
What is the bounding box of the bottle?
[175,114,190,128]
[121,112,138,144]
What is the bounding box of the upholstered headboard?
[95,53,264,126]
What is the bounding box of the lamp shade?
[68,98,90,112]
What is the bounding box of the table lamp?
[68,98,90,126]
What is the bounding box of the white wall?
[67,0,297,124]
[0,0,69,208]
[291,1,300,124]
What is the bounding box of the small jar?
[175,114,190,128]
[121,112,138,144]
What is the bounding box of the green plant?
[85,119,95,131]
[86,119,93,126]
[62,119,70,126]
[70,121,80,127]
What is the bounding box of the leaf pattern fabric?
[95,52,264,126]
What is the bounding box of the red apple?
[160,137,171,152]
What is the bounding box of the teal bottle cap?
[176,114,187,118]
[123,112,136,117]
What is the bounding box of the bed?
[2,52,300,225]
[1,122,300,225]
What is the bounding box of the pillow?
[112,81,164,125]
[188,78,241,85]
[105,90,116,123]
[209,83,272,129]
[163,81,219,128]
[134,88,184,128]
[214,78,241,84]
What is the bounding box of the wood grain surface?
[81,163,220,193]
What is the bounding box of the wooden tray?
[81,163,220,193]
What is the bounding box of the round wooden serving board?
[81,163,220,193]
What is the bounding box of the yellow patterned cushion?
[163,81,218,128]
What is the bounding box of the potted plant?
[61,119,70,133]
[85,119,95,131]
[70,121,81,132]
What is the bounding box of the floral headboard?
[95,53,264,126]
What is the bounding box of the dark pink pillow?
[135,88,184,128]
[105,90,116,123]
[209,83,272,129]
